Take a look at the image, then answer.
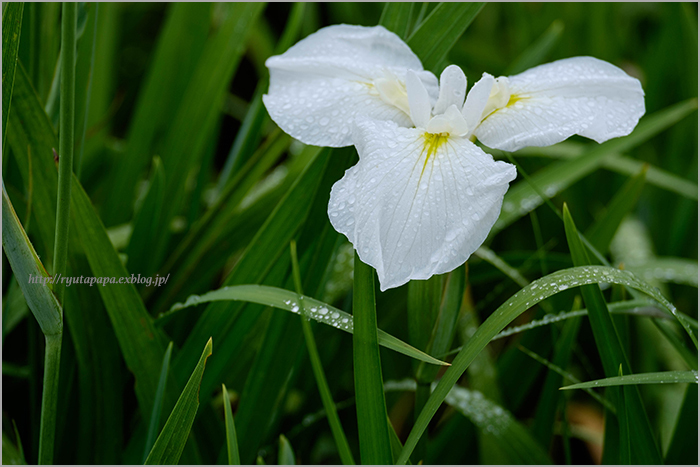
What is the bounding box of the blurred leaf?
[386,379,551,464]
[2,1,24,153]
[2,184,62,336]
[664,384,698,465]
[379,2,414,39]
[126,156,165,277]
[626,257,698,288]
[2,430,26,465]
[515,144,699,201]
[2,275,30,339]
[475,246,529,287]
[154,3,265,265]
[222,384,241,465]
[531,314,581,446]
[586,166,647,253]
[73,2,97,178]
[652,319,698,370]
[407,2,485,72]
[142,342,174,463]
[277,435,295,465]
[506,20,564,75]
[163,284,448,367]
[407,275,443,368]
[353,254,393,464]
[145,338,213,465]
[492,99,699,235]
[103,2,211,225]
[563,205,662,464]
[561,370,698,389]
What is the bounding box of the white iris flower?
[263,24,645,291]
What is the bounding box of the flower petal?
[462,73,495,133]
[328,118,516,291]
[433,65,468,115]
[475,56,645,152]
[406,70,432,129]
[263,25,437,147]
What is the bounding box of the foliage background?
[2,2,697,465]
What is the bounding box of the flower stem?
[53,1,76,303]
[38,332,63,465]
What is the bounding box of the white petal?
[462,73,495,132]
[263,25,435,147]
[475,56,645,152]
[433,65,467,115]
[406,71,432,129]
[328,118,517,291]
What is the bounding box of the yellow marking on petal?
[420,132,450,176]
[506,94,528,107]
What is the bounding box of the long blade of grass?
[145,338,213,465]
[52,1,77,303]
[163,284,448,367]
[652,319,698,370]
[407,2,485,73]
[353,254,393,464]
[142,342,174,463]
[2,184,63,465]
[395,263,683,464]
[154,3,264,265]
[379,2,414,39]
[102,2,211,225]
[563,204,662,464]
[222,384,241,465]
[290,242,355,465]
[2,1,24,153]
[561,371,698,389]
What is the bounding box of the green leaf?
[505,20,564,75]
[561,370,698,390]
[627,257,698,288]
[492,99,699,236]
[126,156,165,277]
[2,1,24,153]
[586,166,647,253]
[155,3,265,263]
[395,264,681,464]
[386,380,551,464]
[563,204,662,464]
[222,384,241,465]
[143,342,174,463]
[407,275,444,367]
[407,2,485,72]
[353,254,393,465]
[531,314,582,446]
[102,2,211,225]
[664,384,698,465]
[379,2,414,38]
[289,241,355,465]
[162,284,449,367]
[1,184,62,336]
[277,435,295,465]
[145,338,213,465]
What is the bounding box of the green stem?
[38,332,63,465]
[52,1,76,303]
[290,242,355,465]
[353,253,393,465]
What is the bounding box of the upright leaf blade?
[353,254,393,464]
[407,2,485,72]
[2,1,24,153]
[222,384,241,465]
[145,338,213,465]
